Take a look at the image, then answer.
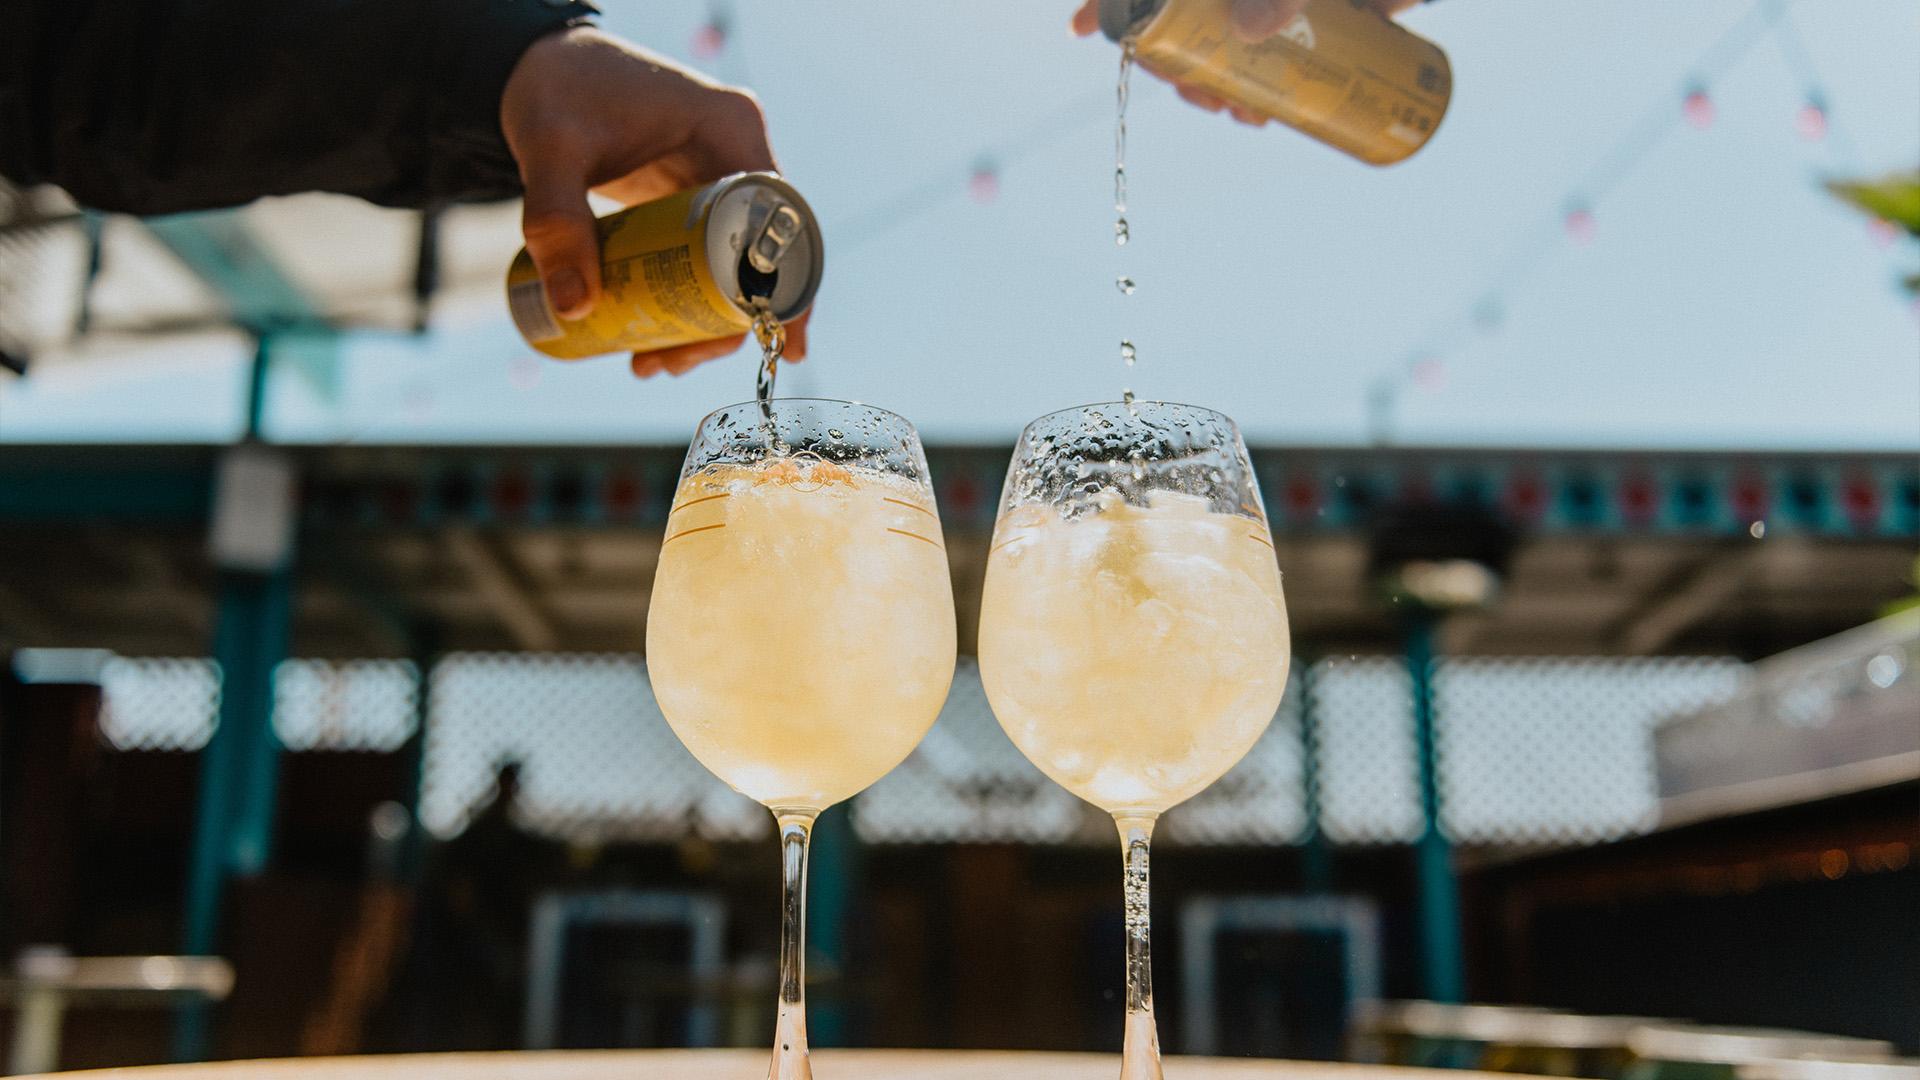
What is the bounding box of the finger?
[629,354,665,378]
[1229,105,1270,127]
[519,158,602,320]
[1377,0,1422,13]
[688,89,779,182]
[1176,84,1229,113]
[1070,1,1100,36]
[1230,0,1310,41]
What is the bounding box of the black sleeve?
[0,0,598,215]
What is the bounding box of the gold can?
[1099,0,1452,166]
[507,172,823,360]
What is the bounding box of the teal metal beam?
[1405,612,1464,1004]
[142,212,341,403]
[0,469,210,522]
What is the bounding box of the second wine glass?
[978,401,1292,1080]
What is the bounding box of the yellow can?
[507,172,823,360]
[1099,0,1452,166]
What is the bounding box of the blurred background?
[0,0,1916,1074]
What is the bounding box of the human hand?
[501,26,809,378]
[1070,0,1422,126]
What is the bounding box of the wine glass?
[647,399,957,1080]
[977,401,1291,1079]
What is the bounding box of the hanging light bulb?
[691,17,728,59]
[968,159,1001,204]
[1794,94,1829,141]
[1564,205,1597,246]
[1682,85,1716,130]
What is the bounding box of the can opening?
[736,243,778,304]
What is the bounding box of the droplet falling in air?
[1116,276,1136,295]
[1122,388,1137,412]
[1120,341,1136,367]
[1115,219,1130,246]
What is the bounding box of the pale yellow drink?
[647,458,956,811]
[978,492,1290,816]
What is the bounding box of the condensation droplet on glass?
[828,429,844,440]
[1116,276,1136,296]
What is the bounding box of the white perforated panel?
[419,653,764,843]
[97,657,221,751]
[274,659,418,751]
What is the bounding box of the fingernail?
[548,269,587,319]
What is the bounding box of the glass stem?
[771,810,816,1080]
[1117,814,1164,1080]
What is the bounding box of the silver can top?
[704,172,823,323]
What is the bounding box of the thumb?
[519,165,601,320]
[1230,0,1309,41]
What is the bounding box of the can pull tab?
[747,204,804,275]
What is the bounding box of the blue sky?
[2,0,1916,448]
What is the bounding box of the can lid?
[705,173,823,324]
[1098,0,1159,42]
[1630,1026,1897,1066]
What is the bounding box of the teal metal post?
[1295,658,1334,894]
[807,802,857,1045]
[174,340,299,1061]
[1405,611,1464,1003]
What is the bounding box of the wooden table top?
[35,1050,1512,1079]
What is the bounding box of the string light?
[968,159,1002,204]
[1564,205,1598,245]
[1794,95,1829,141]
[1682,85,1716,130]
[691,16,729,59]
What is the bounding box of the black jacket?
[0,0,597,214]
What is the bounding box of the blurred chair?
[522,889,727,1051]
[1,949,233,1074]
[1178,894,1381,1058]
